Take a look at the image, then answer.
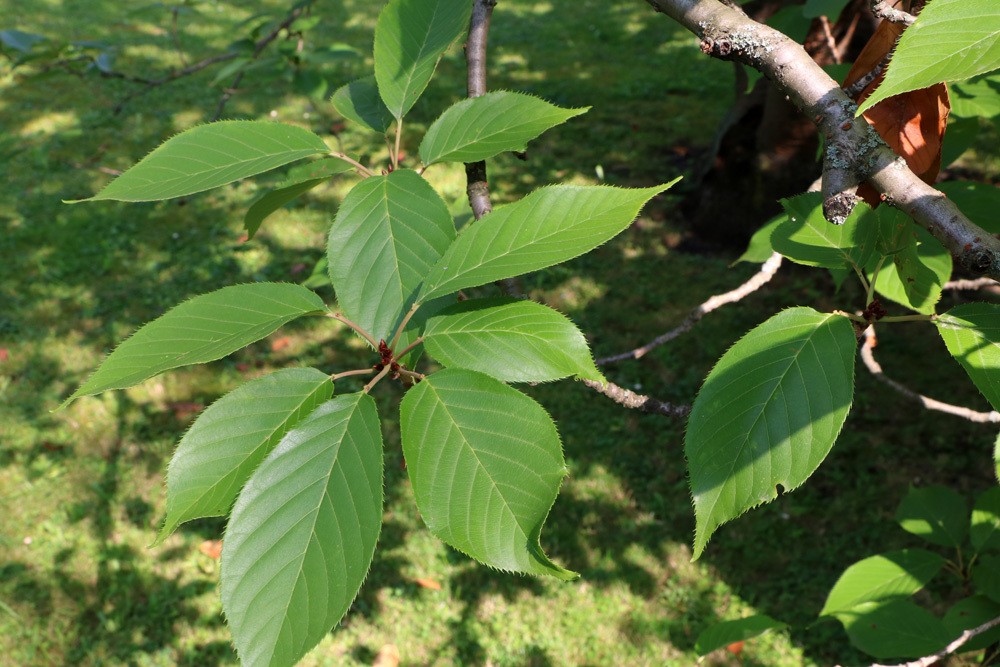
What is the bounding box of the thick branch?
[643,0,1000,282]
[582,379,691,418]
[860,328,1000,424]
[868,614,1000,667]
[599,252,783,365]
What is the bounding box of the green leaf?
[940,116,980,167]
[950,73,1000,119]
[373,0,472,119]
[419,180,678,301]
[330,75,395,134]
[686,308,856,558]
[424,297,604,383]
[694,615,787,656]
[937,303,1000,412]
[939,180,1000,234]
[63,283,326,407]
[857,0,1000,115]
[944,596,1000,652]
[243,157,354,238]
[820,549,946,616]
[327,169,455,343]
[895,485,968,547]
[735,213,785,264]
[837,599,951,659]
[771,193,878,270]
[974,554,1000,603]
[73,121,330,202]
[973,487,1000,552]
[399,368,576,580]
[419,91,589,165]
[871,223,951,315]
[155,368,333,544]
[996,434,1000,483]
[222,393,383,667]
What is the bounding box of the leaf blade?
[424,297,604,383]
[221,393,383,667]
[400,368,575,580]
[63,283,326,406]
[936,303,1000,411]
[695,615,787,657]
[155,368,333,544]
[686,308,856,558]
[419,181,678,300]
[243,157,354,238]
[895,485,968,547]
[77,121,329,202]
[330,75,395,134]
[820,549,946,616]
[419,91,589,165]
[327,169,455,342]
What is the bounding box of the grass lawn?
[1,1,997,665]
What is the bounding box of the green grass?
[1,1,997,665]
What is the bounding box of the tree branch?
[463,0,497,221]
[870,0,916,26]
[642,0,1000,282]
[860,328,1000,424]
[867,614,1000,667]
[598,252,783,365]
[582,379,691,417]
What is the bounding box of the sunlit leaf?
[937,303,1000,412]
[63,283,326,407]
[400,368,576,580]
[419,181,678,300]
[895,485,968,547]
[820,549,945,616]
[694,615,787,657]
[222,393,383,667]
[73,121,329,202]
[419,91,589,165]
[327,169,455,342]
[771,193,878,270]
[155,368,333,543]
[424,297,604,383]
[972,486,1000,552]
[687,308,856,558]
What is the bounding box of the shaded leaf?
[943,596,1000,652]
[424,297,604,383]
[687,308,856,558]
[222,393,383,667]
[63,283,326,406]
[327,169,455,342]
[895,485,968,547]
[973,554,1000,604]
[950,73,1000,119]
[695,615,787,657]
[373,0,472,119]
[820,549,945,616]
[735,213,785,264]
[400,368,576,580]
[243,157,354,238]
[938,180,1000,234]
[871,222,951,315]
[937,303,1000,412]
[74,121,329,202]
[837,599,951,659]
[419,181,678,300]
[330,75,394,134]
[419,91,589,165]
[858,0,1000,115]
[155,368,333,543]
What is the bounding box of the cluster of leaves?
[61,0,677,664]
[694,486,1000,660]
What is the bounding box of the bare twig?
[582,379,691,418]
[870,0,916,26]
[463,0,497,221]
[818,16,841,64]
[944,277,999,291]
[843,53,889,99]
[598,252,783,365]
[332,368,376,382]
[866,614,1000,667]
[859,328,1000,423]
[363,364,393,394]
[643,0,1000,282]
[329,312,379,350]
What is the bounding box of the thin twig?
[819,16,841,64]
[859,328,1000,423]
[363,364,393,394]
[867,613,1000,667]
[870,0,916,26]
[390,303,420,353]
[329,312,379,350]
[332,368,376,382]
[598,252,783,365]
[331,151,375,177]
[394,336,424,361]
[944,277,998,291]
[392,118,403,170]
[843,53,890,99]
[397,368,426,382]
[582,379,690,418]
